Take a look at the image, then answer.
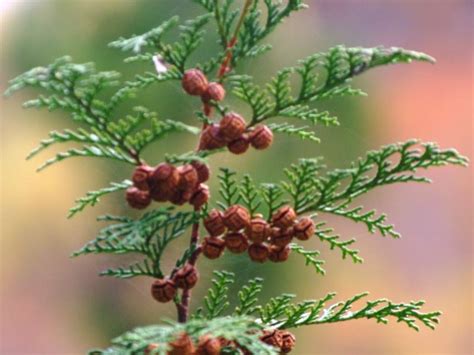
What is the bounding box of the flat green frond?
[260,183,288,220]
[322,204,400,238]
[100,259,156,279]
[267,123,321,142]
[238,175,262,216]
[273,292,441,332]
[231,75,273,119]
[68,180,133,218]
[290,243,326,275]
[282,158,324,213]
[218,168,239,209]
[73,209,198,279]
[97,316,276,355]
[233,0,308,64]
[259,293,296,325]
[36,145,136,172]
[202,271,235,319]
[27,128,118,160]
[234,277,264,316]
[314,222,363,264]
[109,16,179,53]
[302,140,468,213]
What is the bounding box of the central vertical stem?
[175,0,251,324]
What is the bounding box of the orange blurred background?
[0,0,472,354]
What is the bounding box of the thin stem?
[217,0,253,79]
[175,0,252,324]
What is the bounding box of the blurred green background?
[0,0,472,354]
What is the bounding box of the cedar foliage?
[6,0,467,353]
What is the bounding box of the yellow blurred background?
[0,0,472,354]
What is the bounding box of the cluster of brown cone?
[144,329,296,354]
[151,263,198,304]
[182,68,274,155]
[201,205,315,263]
[126,161,210,210]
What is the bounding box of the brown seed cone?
[246,217,271,243]
[182,68,208,96]
[248,243,270,263]
[294,217,315,241]
[191,161,210,183]
[217,337,236,349]
[169,188,193,206]
[268,244,291,263]
[132,165,154,190]
[223,205,251,231]
[201,236,225,260]
[177,164,199,191]
[203,209,226,237]
[219,112,246,141]
[249,125,273,150]
[260,329,283,348]
[201,82,226,102]
[199,124,228,150]
[194,336,221,355]
[227,134,250,155]
[190,184,210,208]
[126,187,151,209]
[280,331,296,353]
[168,333,195,355]
[272,206,297,229]
[224,232,249,254]
[270,227,294,247]
[151,278,177,303]
[144,343,159,354]
[173,264,199,289]
[149,163,180,201]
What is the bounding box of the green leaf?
[73,209,198,279]
[68,180,133,218]
[290,243,326,275]
[202,271,235,319]
[234,277,264,316]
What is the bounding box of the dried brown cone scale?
[219,112,246,141]
[201,236,225,260]
[169,189,193,206]
[168,333,195,355]
[246,217,271,243]
[294,217,315,241]
[150,278,177,303]
[227,134,250,155]
[190,184,210,208]
[177,164,199,191]
[268,244,291,263]
[201,82,226,102]
[182,68,208,96]
[270,227,294,247]
[280,331,296,353]
[224,232,249,254]
[223,204,251,231]
[260,329,283,348]
[199,124,227,150]
[248,243,270,263]
[174,264,199,289]
[126,187,151,209]
[191,161,210,183]
[249,124,273,150]
[149,163,180,201]
[131,164,153,190]
[272,206,297,229]
[203,209,226,237]
[195,336,221,355]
